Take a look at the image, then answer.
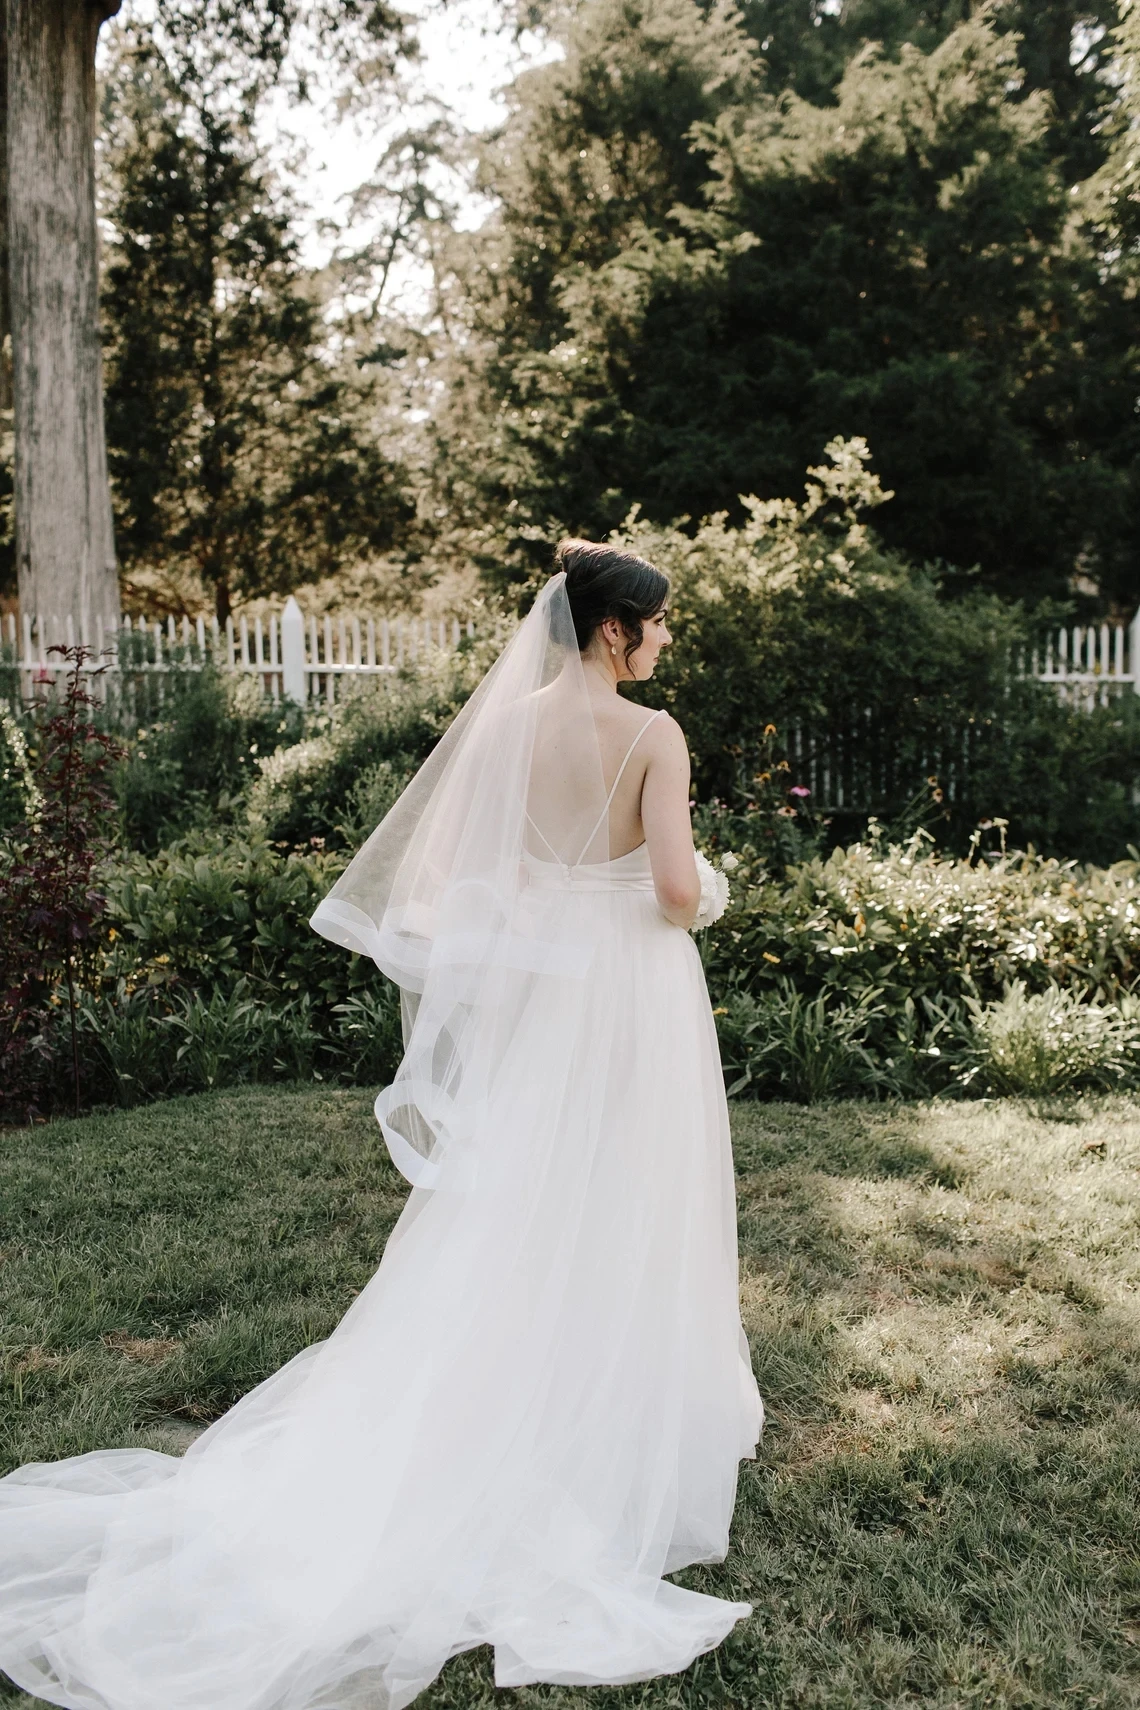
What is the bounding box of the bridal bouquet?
[691,850,734,931]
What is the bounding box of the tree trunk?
[0,3,12,417]
[8,0,121,641]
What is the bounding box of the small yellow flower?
[763,723,777,736]
[854,913,865,935]
[763,951,781,964]
[107,928,118,941]
[712,1006,728,1015]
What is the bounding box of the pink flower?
[789,786,811,799]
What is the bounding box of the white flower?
[691,849,730,931]
[720,852,740,872]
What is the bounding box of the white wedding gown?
[0,759,763,1710]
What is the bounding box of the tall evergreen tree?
[730,1,1120,184]
[1076,0,1140,601]
[101,32,412,620]
[0,0,412,620]
[439,0,1136,602]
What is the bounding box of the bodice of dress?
[521,842,657,894]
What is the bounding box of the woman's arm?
[640,714,701,929]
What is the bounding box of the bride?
[0,541,763,1710]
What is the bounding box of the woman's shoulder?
[624,704,687,755]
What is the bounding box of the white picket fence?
[0,595,477,711]
[2,601,1139,720]
[1015,613,1140,707]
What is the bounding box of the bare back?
[525,683,698,923]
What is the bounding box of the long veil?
[310,570,611,1188]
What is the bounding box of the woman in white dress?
[0,542,763,1710]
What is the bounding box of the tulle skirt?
[0,847,763,1710]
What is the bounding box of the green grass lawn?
[2,1088,1139,1709]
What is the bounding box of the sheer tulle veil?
[311,569,613,1190]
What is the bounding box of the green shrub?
[701,826,1140,1097]
[690,722,827,878]
[76,978,404,1107]
[16,801,1140,1113]
[716,983,893,1102]
[0,703,40,834]
[245,654,485,852]
[618,439,1023,798]
[961,692,1140,870]
[702,830,1140,1016]
[101,828,365,1009]
[612,438,1140,863]
[3,816,414,1116]
[88,821,1140,1112]
[332,990,405,1085]
[115,668,303,852]
[961,981,1140,1096]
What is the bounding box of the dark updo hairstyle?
[554,539,670,670]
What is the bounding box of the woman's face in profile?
[624,607,671,681]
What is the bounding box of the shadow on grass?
[409,1102,1140,1710]
[655,1097,1140,1710]
[3,1094,1140,1710]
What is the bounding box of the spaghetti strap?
[524,708,666,868]
[526,809,568,866]
[575,708,665,865]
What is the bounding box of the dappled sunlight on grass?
[721,1098,1140,1710]
[2,1092,1139,1708]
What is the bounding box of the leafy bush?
[0,651,123,1119]
[715,984,894,1103]
[701,826,1140,1100]
[690,722,827,878]
[75,979,403,1108]
[0,703,40,834]
[245,653,486,852]
[115,667,303,852]
[961,982,1140,1097]
[620,439,1023,795]
[14,797,1140,1114]
[614,438,1140,863]
[961,692,1140,870]
[702,829,1140,1017]
[101,829,366,1010]
[0,824,405,1117]
[4,646,491,1117]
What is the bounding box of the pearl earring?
[611,645,617,656]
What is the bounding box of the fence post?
[281,596,306,703]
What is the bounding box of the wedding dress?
[0,572,763,1710]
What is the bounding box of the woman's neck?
[582,649,623,695]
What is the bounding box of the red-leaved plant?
[0,647,123,1119]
